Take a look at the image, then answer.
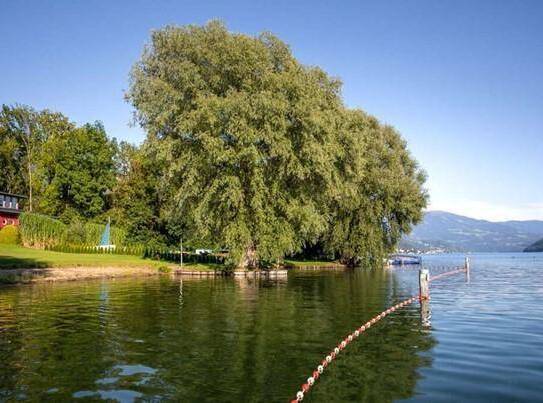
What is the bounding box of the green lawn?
[0,244,217,271]
[0,244,343,272]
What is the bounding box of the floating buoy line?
[290,263,469,402]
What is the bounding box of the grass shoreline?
[0,244,222,284]
[0,245,348,284]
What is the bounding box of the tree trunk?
[340,255,359,268]
[22,125,33,212]
[238,243,258,270]
[28,159,32,212]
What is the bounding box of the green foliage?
[0,128,26,196]
[82,222,126,247]
[0,225,19,244]
[20,212,127,249]
[0,104,74,210]
[127,21,427,268]
[1,105,118,222]
[37,122,117,220]
[19,212,67,248]
[321,111,427,266]
[3,23,427,267]
[66,219,87,244]
[127,21,344,267]
[109,141,167,246]
[157,265,171,273]
[44,244,145,256]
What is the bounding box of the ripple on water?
[95,377,119,385]
[73,389,143,401]
[112,364,157,377]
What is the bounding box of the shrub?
[0,225,19,244]
[66,219,87,244]
[84,223,127,246]
[44,243,146,256]
[19,212,66,248]
[157,265,171,274]
[20,212,128,249]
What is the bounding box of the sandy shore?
[0,265,334,285]
[0,265,234,284]
[0,266,164,284]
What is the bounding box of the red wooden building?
[0,192,26,228]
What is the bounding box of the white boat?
[387,254,422,265]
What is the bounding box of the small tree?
[323,110,427,266]
[110,141,167,247]
[0,105,75,211]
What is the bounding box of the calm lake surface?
[0,253,542,402]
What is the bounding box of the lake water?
[0,253,542,402]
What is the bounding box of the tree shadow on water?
[0,255,51,284]
[0,255,50,269]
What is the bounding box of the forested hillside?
[524,238,543,252]
[401,211,543,252]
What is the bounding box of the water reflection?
[0,269,436,402]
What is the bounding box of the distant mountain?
[401,211,543,252]
[524,238,543,252]
[502,220,543,235]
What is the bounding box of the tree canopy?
[0,105,118,222]
[109,141,167,248]
[127,21,427,267]
[37,122,117,221]
[0,105,68,210]
[1,22,427,267]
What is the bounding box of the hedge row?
[19,213,226,265]
[82,222,126,247]
[19,213,67,248]
[45,244,146,256]
[19,212,127,248]
[44,243,226,264]
[143,250,226,264]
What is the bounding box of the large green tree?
[37,122,117,221]
[323,110,427,266]
[110,141,166,247]
[127,22,427,267]
[127,22,345,267]
[0,105,74,210]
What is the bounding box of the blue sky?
[1,0,542,221]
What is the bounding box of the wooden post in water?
[420,297,431,327]
[180,237,184,270]
[419,268,430,300]
[465,256,470,283]
[419,268,431,327]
